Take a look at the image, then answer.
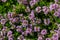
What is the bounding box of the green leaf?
[0,24,3,30]
[56,18,60,23]
[5,21,11,28]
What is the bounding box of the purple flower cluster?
[1,0,7,2]
[0,0,60,40]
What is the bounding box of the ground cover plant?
[0,0,60,40]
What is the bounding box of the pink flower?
[2,27,7,32]
[2,27,7,36]
[22,20,28,26]
[1,19,6,25]
[29,10,35,20]
[54,0,59,2]
[32,0,39,3]
[34,27,40,32]
[16,26,22,32]
[41,29,47,35]
[35,6,41,13]
[25,28,32,34]
[8,38,13,40]
[18,14,23,17]
[10,17,19,23]
[0,37,4,40]
[25,6,30,12]
[17,35,24,40]
[1,0,7,2]
[44,18,50,25]
[52,33,58,40]
[53,3,59,9]
[17,0,22,4]
[42,6,49,14]
[22,0,28,5]
[29,0,39,7]
[0,14,3,19]
[30,1,35,7]
[7,31,13,37]
[17,0,28,4]
[46,38,51,40]
[49,3,54,11]
[38,36,43,40]
[57,29,60,37]
[36,19,41,24]
[49,3,59,11]
[16,26,22,28]
[7,12,13,19]
[0,31,3,36]
[9,18,13,21]
[54,11,60,17]
[57,8,60,13]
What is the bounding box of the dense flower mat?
[0,0,60,40]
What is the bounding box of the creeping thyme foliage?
[0,0,60,40]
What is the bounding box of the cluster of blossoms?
[0,0,60,40]
[0,0,7,2]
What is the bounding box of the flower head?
[46,38,51,40]
[17,35,24,40]
[8,38,13,40]
[49,3,59,11]
[42,6,49,14]
[1,0,7,2]
[1,19,7,25]
[35,6,41,13]
[16,26,22,32]
[41,29,47,35]
[25,28,32,34]
[54,0,59,2]
[22,20,28,27]
[7,12,13,19]
[29,10,35,20]
[0,14,3,19]
[30,0,35,7]
[38,36,43,40]
[7,31,13,37]
[25,6,30,12]
[54,11,60,17]
[34,26,40,32]
[52,33,58,40]
[44,18,50,25]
